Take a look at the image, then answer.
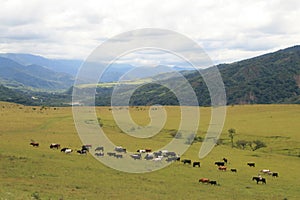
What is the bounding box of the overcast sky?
[0,0,300,66]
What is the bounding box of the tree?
[249,140,267,151]
[228,128,236,148]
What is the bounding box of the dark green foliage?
[236,140,249,149]
[249,140,267,151]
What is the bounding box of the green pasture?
[0,102,299,199]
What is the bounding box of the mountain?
[0,57,75,91]
[2,45,300,106]
[93,45,300,106]
[0,53,82,76]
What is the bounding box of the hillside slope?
[0,57,74,91]
[95,45,300,105]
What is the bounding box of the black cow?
[209,180,217,185]
[114,154,123,159]
[50,143,60,149]
[30,142,39,147]
[107,152,116,156]
[223,158,228,164]
[115,147,126,153]
[230,168,237,172]
[95,146,104,151]
[247,162,255,167]
[272,172,278,177]
[181,159,192,165]
[252,176,266,184]
[95,152,104,157]
[215,161,225,166]
[193,161,200,167]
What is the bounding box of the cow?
[131,154,141,160]
[137,149,146,153]
[159,150,169,157]
[215,161,225,166]
[270,172,278,177]
[260,169,270,174]
[252,176,266,184]
[193,162,200,167]
[153,151,162,157]
[165,152,177,157]
[272,172,279,177]
[199,178,210,183]
[181,159,192,165]
[107,152,116,157]
[223,158,228,164]
[95,152,104,157]
[144,153,154,160]
[95,146,104,151]
[77,149,87,154]
[145,149,152,153]
[247,162,255,167]
[65,149,72,154]
[61,148,72,154]
[50,143,60,149]
[230,168,237,172]
[176,156,181,161]
[218,166,227,171]
[115,146,126,153]
[82,145,91,152]
[209,180,217,185]
[166,157,177,162]
[114,154,123,159]
[153,157,163,162]
[30,142,39,147]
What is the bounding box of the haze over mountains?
[0,45,299,106]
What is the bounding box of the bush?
[236,140,249,149]
[249,140,267,151]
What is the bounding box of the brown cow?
[199,178,210,183]
[218,166,227,171]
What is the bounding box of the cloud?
[0,0,299,64]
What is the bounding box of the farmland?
[0,102,299,199]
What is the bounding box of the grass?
[0,102,299,199]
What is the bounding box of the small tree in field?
[228,128,236,148]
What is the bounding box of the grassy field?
[0,102,299,199]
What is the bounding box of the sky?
[0,0,300,67]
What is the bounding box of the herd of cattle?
[30,141,279,185]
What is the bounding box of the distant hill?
[0,53,82,76]
[93,45,300,105]
[0,57,75,91]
